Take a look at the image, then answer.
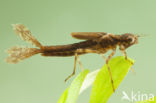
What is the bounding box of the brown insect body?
[6,24,139,92]
[41,33,138,57]
[41,39,98,56]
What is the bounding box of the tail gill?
[6,24,43,63]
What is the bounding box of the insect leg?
[64,53,78,82]
[77,55,84,71]
[119,45,135,73]
[76,49,99,70]
[64,49,99,82]
[119,45,128,59]
[101,48,116,92]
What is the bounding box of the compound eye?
[128,37,135,44]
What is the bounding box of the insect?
[6,24,139,92]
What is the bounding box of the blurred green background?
[0,0,155,103]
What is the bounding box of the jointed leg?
[65,53,78,82]
[64,48,102,82]
[64,48,97,82]
[119,45,128,59]
[77,55,84,71]
[106,49,116,92]
[101,48,116,92]
[76,48,99,71]
[119,45,135,73]
[119,45,134,65]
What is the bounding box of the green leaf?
[57,88,69,103]
[90,56,134,103]
[136,96,156,103]
[80,69,100,94]
[58,69,89,103]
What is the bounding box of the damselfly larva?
[6,24,140,92]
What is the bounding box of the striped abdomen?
[41,40,98,56]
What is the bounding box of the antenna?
[136,34,150,37]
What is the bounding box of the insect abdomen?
[41,50,87,57]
